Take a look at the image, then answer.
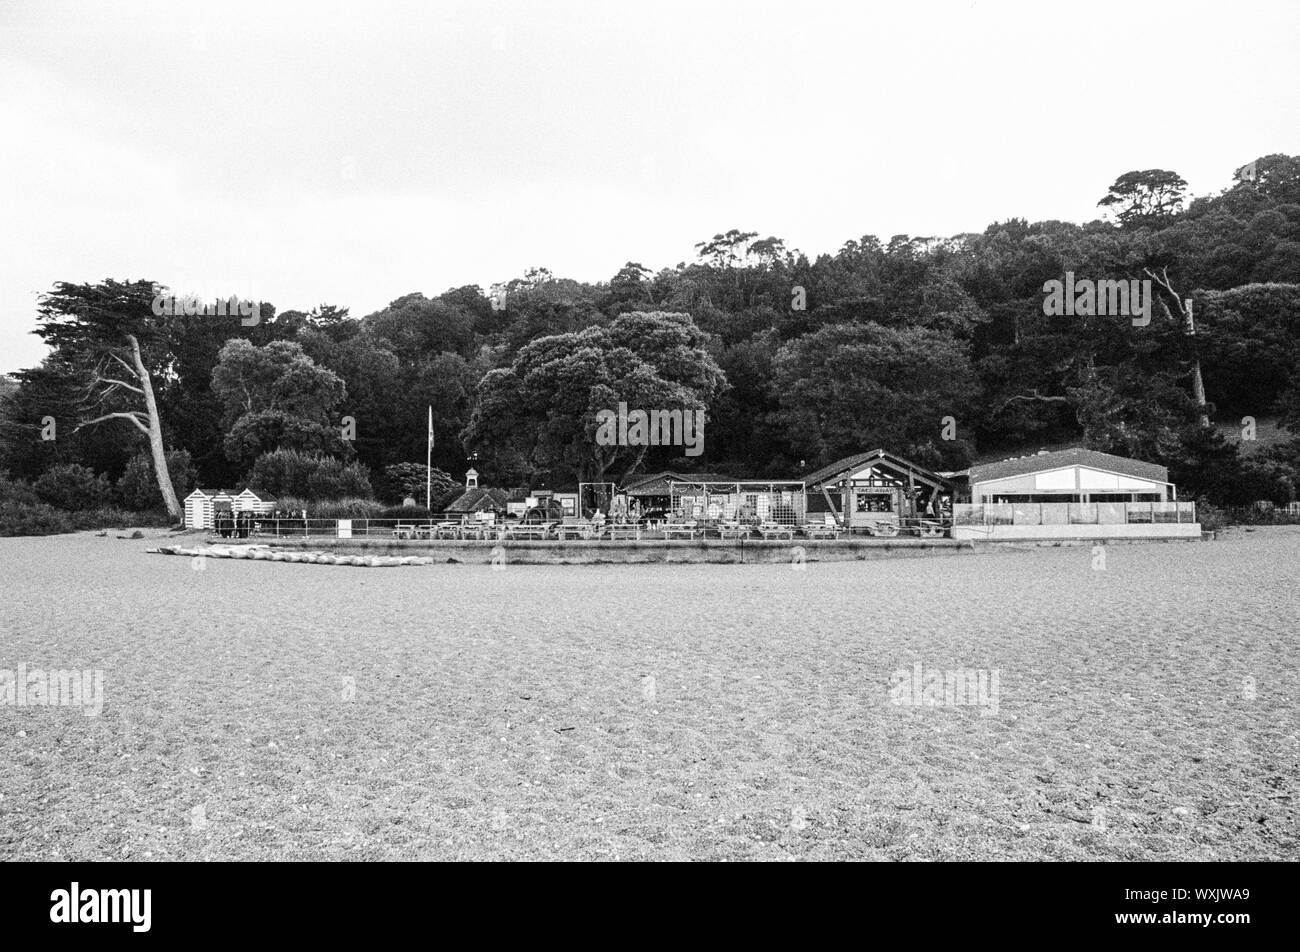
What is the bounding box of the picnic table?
[663,521,698,540]
[505,522,555,540]
[757,522,794,540]
[556,522,598,541]
[391,523,417,539]
[457,523,496,540]
[800,523,840,539]
[602,523,641,541]
[717,522,752,540]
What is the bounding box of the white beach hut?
[183,488,235,529]
[233,488,277,516]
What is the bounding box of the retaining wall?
[259,536,977,565]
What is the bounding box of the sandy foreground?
[0,528,1296,861]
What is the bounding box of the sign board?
[337,519,352,539]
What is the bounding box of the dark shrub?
[311,498,386,519]
[33,464,112,511]
[306,460,373,500]
[376,462,461,505]
[0,474,41,507]
[0,501,172,537]
[116,449,197,511]
[0,500,76,535]
[378,505,434,520]
[244,449,374,500]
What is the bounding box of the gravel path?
[1,528,1296,860]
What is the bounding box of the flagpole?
[426,406,433,511]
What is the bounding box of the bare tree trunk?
[1146,268,1210,427]
[618,445,650,485]
[127,334,181,520]
[1184,300,1209,424]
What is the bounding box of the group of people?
[214,509,255,538]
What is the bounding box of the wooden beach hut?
[183,488,235,529]
[800,450,952,532]
[232,488,278,515]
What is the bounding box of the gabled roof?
[621,471,735,494]
[188,487,278,501]
[444,487,510,512]
[962,448,1168,484]
[801,450,951,491]
[235,488,277,501]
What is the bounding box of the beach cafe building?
[949,448,1200,540]
[621,471,731,517]
[618,453,952,532]
[800,450,952,531]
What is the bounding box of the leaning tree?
[35,279,184,520]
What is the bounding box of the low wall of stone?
[950,523,1203,542]
[257,535,979,565]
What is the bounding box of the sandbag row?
[150,545,433,567]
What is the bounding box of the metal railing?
[953,501,1196,527]
[667,482,807,527]
[210,515,462,539]
[1211,505,1300,526]
[204,515,875,542]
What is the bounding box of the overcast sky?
[2,0,1297,372]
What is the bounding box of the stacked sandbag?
[148,545,434,567]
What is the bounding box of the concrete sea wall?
[951,523,1203,542]
[246,534,1201,565]
[260,536,979,564]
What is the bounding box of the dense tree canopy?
[4,154,1300,510]
[210,339,348,467]
[464,311,725,485]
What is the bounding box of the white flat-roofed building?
[951,448,1199,541]
[960,448,1175,504]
